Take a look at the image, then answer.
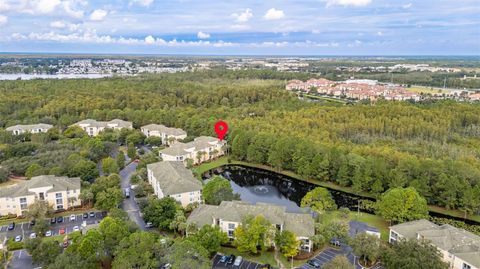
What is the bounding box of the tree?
[48,251,99,269]
[112,232,160,269]
[31,240,62,267]
[234,215,275,254]
[68,159,99,181]
[95,187,123,211]
[316,220,349,243]
[202,176,239,205]
[116,152,126,169]
[98,216,130,257]
[382,239,449,269]
[323,256,352,269]
[376,187,429,223]
[25,199,54,220]
[166,239,211,269]
[143,197,179,229]
[462,185,480,218]
[102,157,119,175]
[145,136,163,146]
[275,230,300,258]
[127,142,137,159]
[169,210,187,236]
[231,132,251,160]
[300,187,337,213]
[351,233,382,266]
[189,225,228,255]
[0,167,9,183]
[25,163,45,178]
[63,126,87,138]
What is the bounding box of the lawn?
[348,212,390,241]
[406,86,447,94]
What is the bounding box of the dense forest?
[0,71,480,214]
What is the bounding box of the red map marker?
[214,121,229,141]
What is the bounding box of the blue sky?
[0,0,479,55]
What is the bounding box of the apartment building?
[187,200,315,252]
[389,219,480,269]
[140,124,187,145]
[73,119,133,136]
[0,175,81,216]
[6,123,53,135]
[147,161,202,207]
[160,136,225,165]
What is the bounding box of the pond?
[203,164,480,227]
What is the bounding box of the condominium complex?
[160,136,225,165]
[6,123,53,135]
[140,124,187,145]
[389,219,480,269]
[73,119,133,136]
[0,175,81,216]
[147,161,202,207]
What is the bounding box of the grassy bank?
[194,157,480,224]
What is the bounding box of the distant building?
[140,124,187,145]
[0,175,81,216]
[6,123,53,135]
[73,119,133,136]
[147,161,202,207]
[349,220,381,238]
[187,200,315,252]
[160,136,225,165]
[389,219,480,269]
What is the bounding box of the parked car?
[83,212,89,219]
[145,222,153,228]
[7,223,15,230]
[29,219,36,226]
[59,228,65,235]
[51,217,57,224]
[29,233,37,239]
[73,226,80,232]
[219,255,228,263]
[63,241,69,248]
[233,256,243,267]
[124,188,130,198]
[227,255,236,265]
[45,230,52,237]
[57,216,64,223]
[160,263,171,269]
[307,259,321,268]
[14,235,22,242]
[70,214,76,221]
[89,212,96,218]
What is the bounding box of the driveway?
[301,246,384,269]
[119,159,146,230]
[7,250,35,269]
[212,253,273,269]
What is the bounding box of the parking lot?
[212,253,273,269]
[0,211,105,242]
[301,247,384,269]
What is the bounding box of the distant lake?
[0,73,113,80]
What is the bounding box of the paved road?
[119,160,146,230]
[0,212,104,242]
[7,250,35,269]
[301,245,384,269]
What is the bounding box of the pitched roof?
[141,124,187,136]
[74,119,132,128]
[147,161,202,195]
[6,123,53,131]
[187,200,315,237]
[390,219,438,239]
[160,136,220,157]
[0,175,81,198]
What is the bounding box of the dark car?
[89,211,96,218]
[219,255,228,263]
[29,219,36,226]
[226,254,236,265]
[57,216,64,223]
[7,223,15,230]
[83,213,89,219]
[307,259,321,268]
[50,218,56,224]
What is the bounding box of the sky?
[0,0,479,55]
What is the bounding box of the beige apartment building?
[187,201,315,252]
[147,161,202,207]
[389,219,480,269]
[6,123,53,135]
[73,119,133,136]
[140,124,187,145]
[0,175,81,216]
[160,136,225,165]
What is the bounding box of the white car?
[14,235,22,242]
[145,222,153,228]
[73,226,80,232]
[70,214,76,221]
[234,256,243,267]
[45,230,52,237]
[29,233,37,239]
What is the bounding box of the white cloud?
[197,31,210,39]
[50,21,66,28]
[35,0,61,13]
[402,3,412,9]
[144,35,155,44]
[14,0,85,18]
[377,31,383,36]
[231,24,250,30]
[232,8,253,23]
[62,0,85,18]
[263,8,285,20]
[0,15,7,26]
[0,1,10,12]
[130,0,154,7]
[89,9,108,21]
[324,0,372,7]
